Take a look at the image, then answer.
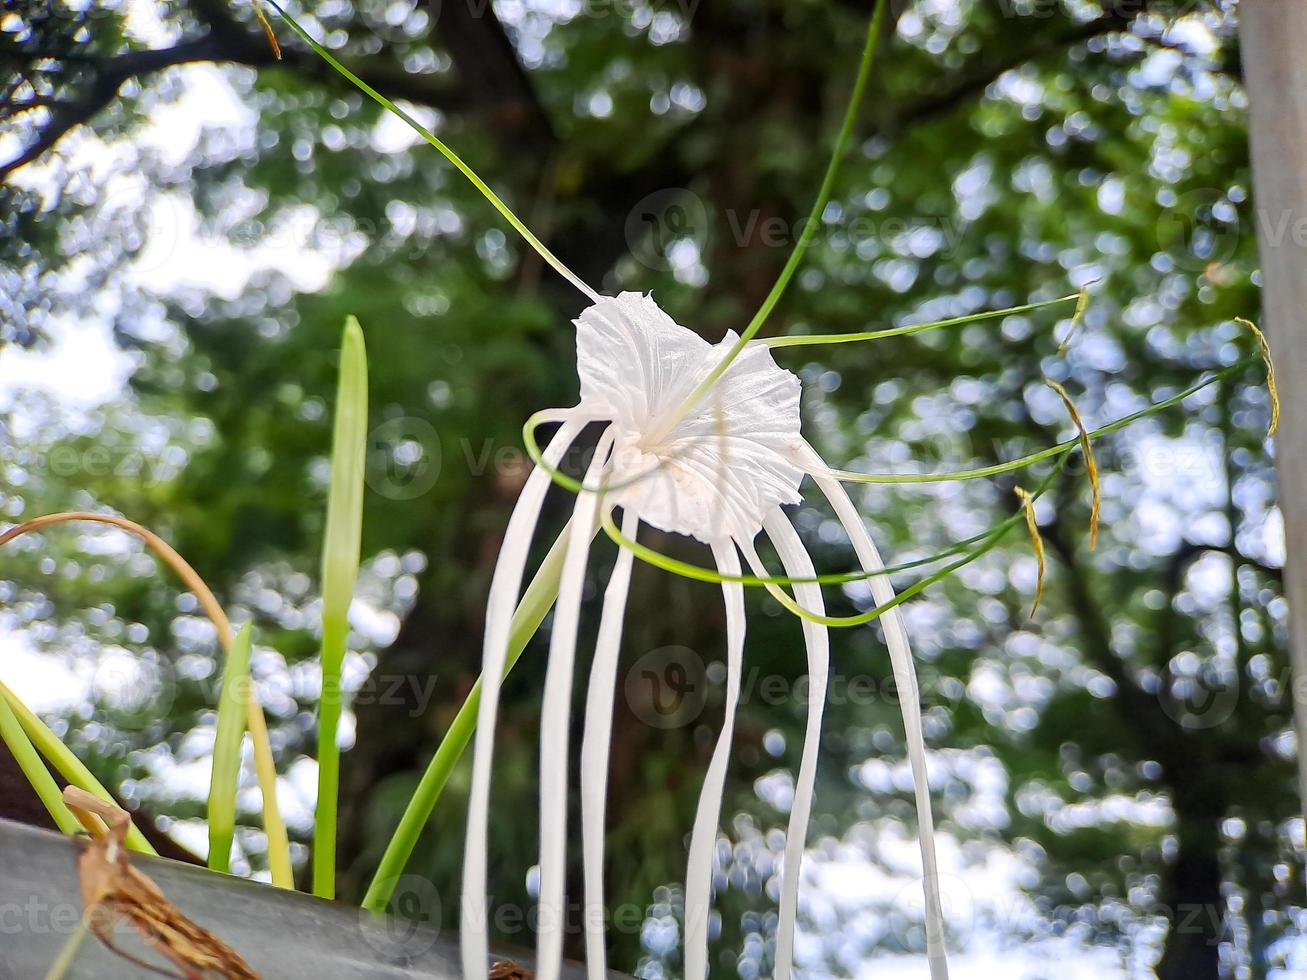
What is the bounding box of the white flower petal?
[812,467,949,980]
[745,510,830,980]
[580,506,640,980]
[575,291,710,429]
[536,429,614,980]
[462,417,585,980]
[683,538,746,980]
[575,292,805,543]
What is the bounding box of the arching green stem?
[600,502,1013,588]
[761,293,1080,349]
[824,361,1250,484]
[266,2,599,303]
[646,0,890,443]
[740,463,1064,628]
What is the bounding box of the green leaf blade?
[208,622,254,875]
[313,315,369,900]
[0,693,79,836]
[0,681,156,855]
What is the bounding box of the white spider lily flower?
[575,292,807,545]
[462,291,949,980]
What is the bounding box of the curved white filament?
[462,416,586,980]
[683,539,746,980]
[811,468,949,980]
[579,506,640,980]
[536,429,615,980]
[741,511,830,980]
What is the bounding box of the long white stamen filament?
[579,506,640,979]
[462,416,586,980]
[812,467,949,980]
[537,429,615,980]
[683,539,746,980]
[743,511,830,980]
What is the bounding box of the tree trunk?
[1155,790,1226,980]
[1240,0,1307,831]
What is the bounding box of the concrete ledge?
[0,817,610,978]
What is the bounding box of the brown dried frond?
[1056,282,1093,355]
[489,961,535,980]
[1045,380,1101,550]
[1014,487,1046,618]
[1236,317,1280,437]
[63,787,260,980]
[253,1,282,59]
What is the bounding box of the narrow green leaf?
[363,523,572,913]
[0,681,156,855]
[209,622,254,874]
[313,316,369,900]
[0,689,79,836]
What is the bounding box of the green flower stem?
[266,2,598,304]
[43,917,90,980]
[0,682,156,854]
[600,504,1009,589]
[750,514,1023,628]
[824,360,1249,484]
[647,0,889,444]
[598,360,1253,597]
[619,465,1056,631]
[0,690,79,835]
[362,522,577,913]
[761,294,1080,349]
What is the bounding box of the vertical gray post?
[1241,2,1307,821]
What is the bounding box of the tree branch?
[888,7,1146,133]
[1040,509,1172,752]
[417,0,556,147]
[0,6,533,181]
[1,37,228,180]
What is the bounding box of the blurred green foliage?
[0,1,1291,977]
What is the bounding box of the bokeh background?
[0,0,1293,977]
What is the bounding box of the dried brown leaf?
[1014,486,1046,618]
[489,961,535,980]
[1236,317,1280,437]
[253,1,282,59]
[1045,379,1101,550]
[62,787,260,980]
[1056,282,1092,355]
